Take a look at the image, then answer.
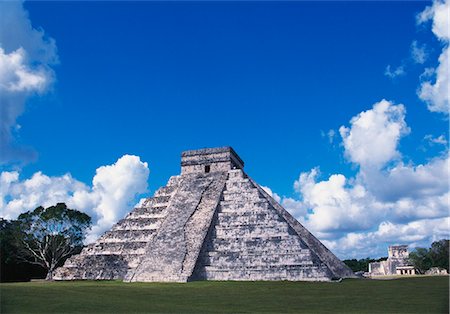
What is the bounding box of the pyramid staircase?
[191,169,335,281]
[53,176,180,280]
[54,147,354,282]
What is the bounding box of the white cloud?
[384,65,405,78]
[325,217,450,259]
[365,156,449,204]
[261,186,281,203]
[294,169,382,236]
[0,171,20,210]
[420,67,435,80]
[424,134,448,145]
[0,1,58,164]
[271,100,449,258]
[417,0,450,42]
[418,46,449,114]
[0,155,150,243]
[339,100,409,169]
[410,41,428,64]
[0,47,50,92]
[280,197,308,219]
[2,171,88,221]
[417,0,450,115]
[85,155,150,242]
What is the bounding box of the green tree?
[343,257,388,272]
[409,247,433,274]
[0,219,16,265]
[14,203,91,280]
[429,239,449,272]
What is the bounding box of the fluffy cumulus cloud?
[417,0,449,114]
[339,100,409,169]
[270,100,449,258]
[324,217,450,258]
[0,155,150,243]
[0,1,58,164]
[293,168,384,237]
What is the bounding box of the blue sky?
[1,1,448,258]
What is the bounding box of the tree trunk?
[45,269,53,281]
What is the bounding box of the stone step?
[199,266,332,281]
[205,249,312,258]
[99,229,157,242]
[152,195,171,205]
[72,252,142,265]
[224,179,253,191]
[166,175,181,186]
[201,251,314,267]
[127,173,227,282]
[139,198,154,208]
[55,254,132,280]
[141,198,170,207]
[225,177,249,183]
[214,222,289,231]
[214,220,288,229]
[216,213,284,226]
[129,213,167,220]
[202,256,315,267]
[207,235,306,251]
[153,185,176,197]
[218,201,269,213]
[202,263,326,272]
[127,206,167,218]
[85,241,149,255]
[112,218,162,231]
[212,225,291,238]
[222,190,261,202]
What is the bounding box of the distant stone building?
[54,147,354,282]
[369,245,416,276]
[425,267,448,276]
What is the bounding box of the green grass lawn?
[1,277,448,313]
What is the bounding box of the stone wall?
[181,147,244,175]
[369,245,413,276]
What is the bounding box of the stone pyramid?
[54,147,354,282]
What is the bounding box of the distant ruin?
[54,147,354,282]
[369,245,415,276]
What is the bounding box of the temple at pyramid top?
[54,146,354,282]
[181,146,244,174]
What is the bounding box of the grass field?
[1,276,448,313]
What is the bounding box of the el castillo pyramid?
[54,147,354,282]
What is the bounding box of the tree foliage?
[1,218,47,282]
[409,239,449,274]
[409,248,433,274]
[343,257,387,272]
[12,203,91,280]
[0,219,16,264]
[429,239,449,271]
